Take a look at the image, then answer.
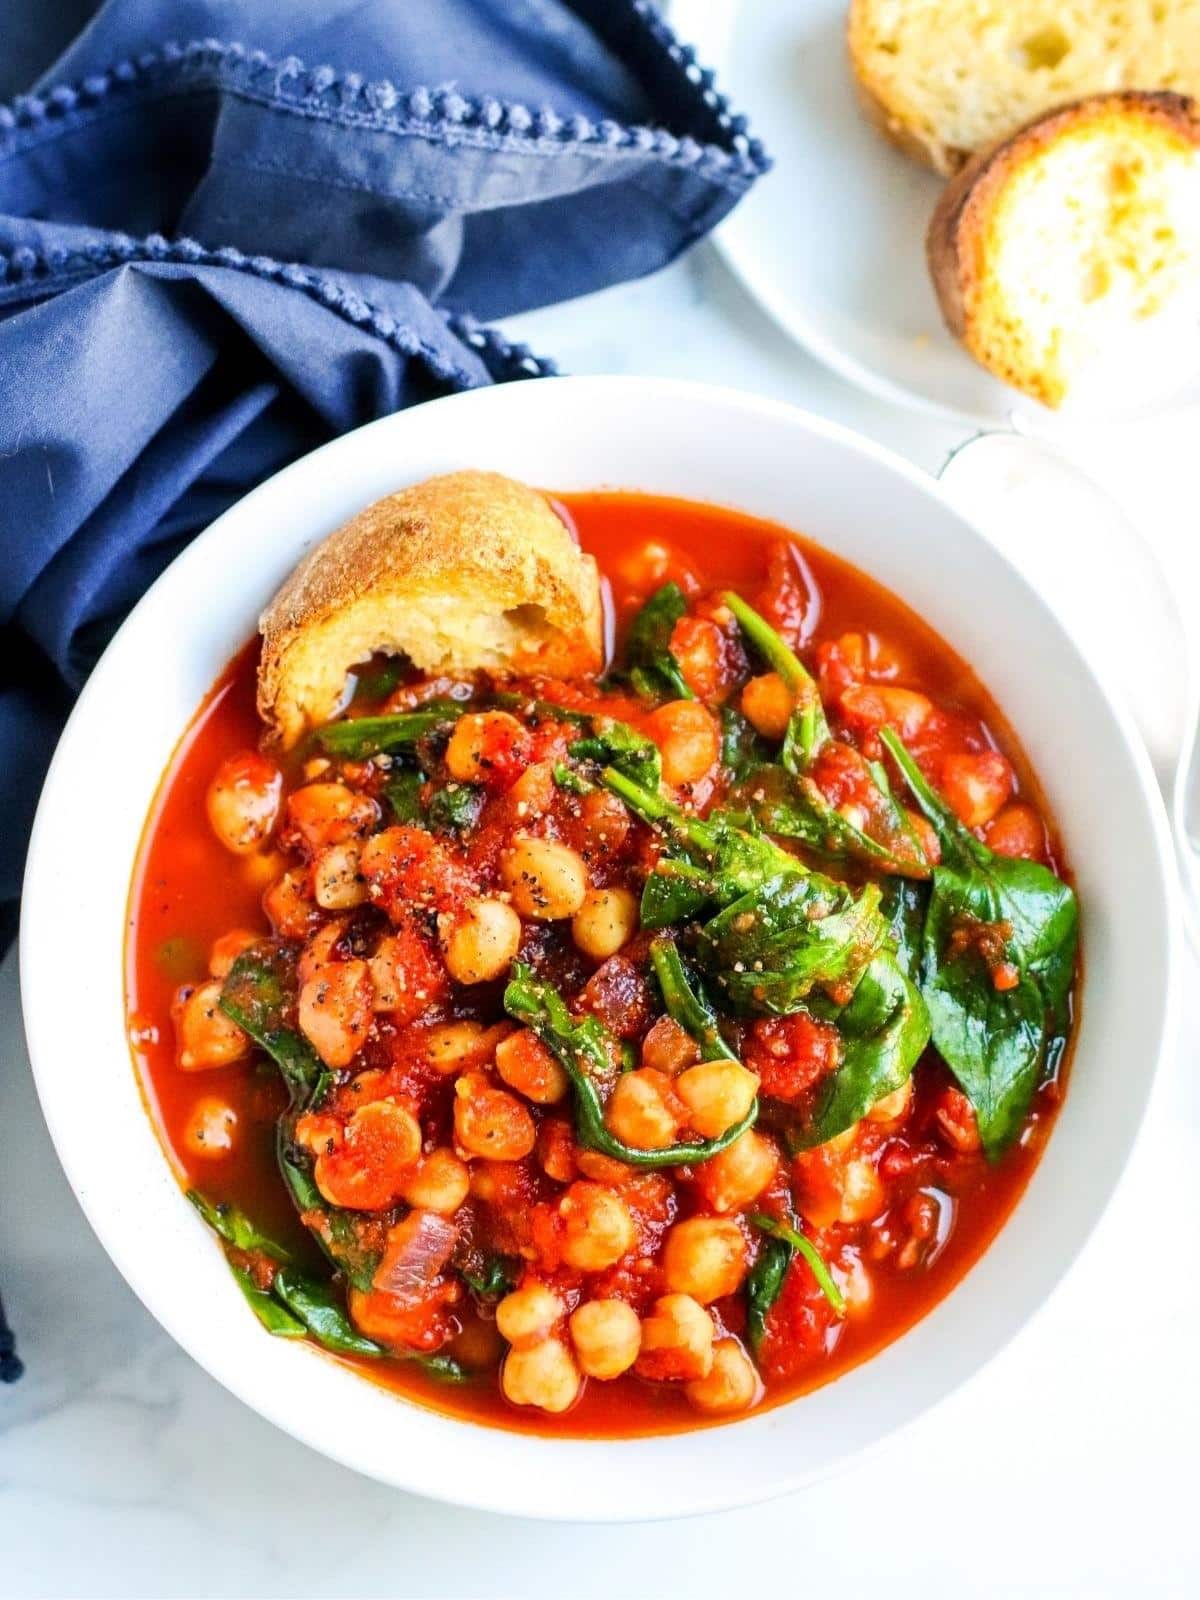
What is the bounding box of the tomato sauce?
[126,492,1074,1436]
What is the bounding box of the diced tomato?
[744,1014,842,1104]
[757,1249,840,1384]
[348,1282,457,1353]
[369,915,450,1023]
[934,1086,983,1154]
[576,955,654,1041]
[360,825,476,920]
[669,614,727,700]
[298,1098,422,1211]
[755,539,819,648]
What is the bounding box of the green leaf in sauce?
[624,582,693,701]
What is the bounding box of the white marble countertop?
[2,247,1197,1599]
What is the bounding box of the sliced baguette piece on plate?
[848,0,1200,176]
[258,470,603,748]
[927,91,1200,407]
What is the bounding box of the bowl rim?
[18,375,1183,1519]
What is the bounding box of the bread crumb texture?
[849,0,1200,174]
[927,92,1200,404]
[258,471,604,747]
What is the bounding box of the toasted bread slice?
[258,471,603,747]
[927,91,1200,406]
[849,0,1200,176]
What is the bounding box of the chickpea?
[439,897,522,984]
[985,801,1045,861]
[797,1156,885,1227]
[420,1020,493,1074]
[940,750,1014,830]
[297,959,374,1068]
[569,1298,641,1379]
[559,1181,636,1271]
[571,887,638,960]
[298,919,349,986]
[685,1337,760,1415]
[662,1216,748,1303]
[740,672,793,740]
[454,1072,537,1161]
[398,1149,470,1216]
[287,782,378,852]
[645,700,721,786]
[495,1029,569,1105]
[298,1100,422,1211]
[313,841,368,910]
[693,1129,779,1214]
[865,1077,914,1124]
[496,1283,563,1350]
[604,1069,681,1150]
[263,867,318,940]
[674,1060,759,1138]
[501,1336,580,1413]
[635,1294,715,1382]
[445,710,526,783]
[206,751,282,855]
[182,1095,237,1159]
[207,928,260,979]
[501,835,588,920]
[838,1256,873,1316]
[174,979,250,1070]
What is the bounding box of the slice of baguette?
[849,0,1200,176]
[258,470,603,748]
[927,91,1200,406]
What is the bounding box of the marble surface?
[3,246,1198,1599]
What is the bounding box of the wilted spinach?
[427,782,486,834]
[503,963,756,1167]
[315,700,464,758]
[881,730,1078,1157]
[624,582,693,701]
[568,718,662,791]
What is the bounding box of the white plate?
[20,377,1181,1518]
[673,0,1037,424]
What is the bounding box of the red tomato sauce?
[126,492,1074,1437]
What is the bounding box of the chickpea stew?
[127,493,1079,1435]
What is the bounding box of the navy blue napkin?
[0,0,766,1377]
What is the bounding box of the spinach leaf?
[649,938,739,1062]
[720,706,771,784]
[271,1270,388,1357]
[604,766,804,928]
[186,1191,291,1263]
[427,782,485,834]
[461,1256,517,1301]
[737,761,931,878]
[228,1264,308,1337]
[773,953,930,1151]
[879,877,928,983]
[749,1213,845,1315]
[503,963,756,1167]
[881,730,1078,1157]
[569,718,662,791]
[745,1234,792,1356]
[416,1352,471,1383]
[220,945,381,1289]
[723,593,929,876]
[698,873,887,1016]
[722,590,827,771]
[351,659,406,704]
[624,583,693,701]
[315,701,464,758]
[384,768,425,823]
[553,762,593,796]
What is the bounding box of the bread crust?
[258,470,604,747]
[847,7,964,176]
[926,91,1200,404]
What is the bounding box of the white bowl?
[20,378,1180,1520]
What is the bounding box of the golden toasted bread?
[927,91,1200,406]
[849,0,1200,176]
[258,470,603,747]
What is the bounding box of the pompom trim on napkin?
[0,19,769,188]
[0,233,558,388]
